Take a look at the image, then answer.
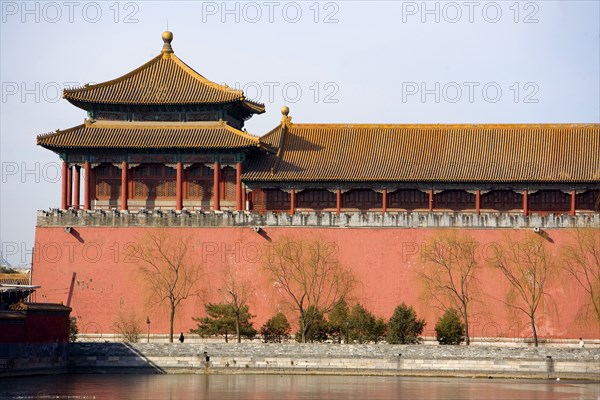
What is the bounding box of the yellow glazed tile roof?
[37,120,260,150]
[243,123,600,183]
[63,46,264,113]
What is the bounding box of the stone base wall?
[0,343,68,377]
[76,334,600,348]
[66,343,599,380]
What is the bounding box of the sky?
[0,0,599,266]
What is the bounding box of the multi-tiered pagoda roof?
[37,120,260,150]
[63,31,264,119]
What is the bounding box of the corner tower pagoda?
[38,32,265,212]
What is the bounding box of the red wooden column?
[522,190,528,216]
[242,186,247,210]
[290,189,296,215]
[66,165,72,208]
[570,190,576,216]
[84,161,91,210]
[121,162,128,211]
[61,161,68,210]
[213,162,220,211]
[176,162,183,211]
[336,189,341,215]
[73,166,80,209]
[235,162,243,211]
[475,190,481,215]
[428,190,434,212]
[382,189,388,213]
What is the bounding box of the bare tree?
[562,228,600,323]
[112,308,142,343]
[419,231,480,345]
[221,264,255,343]
[491,234,555,347]
[127,231,203,342]
[263,237,355,343]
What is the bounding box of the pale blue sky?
[1,1,599,266]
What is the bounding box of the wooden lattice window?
[94,164,121,200]
[221,167,236,201]
[297,189,336,210]
[435,190,475,210]
[577,190,599,211]
[132,164,176,199]
[530,190,570,212]
[388,190,428,209]
[251,189,266,213]
[343,189,382,210]
[265,189,290,211]
[481,190,522,211]
[187,164,213,201]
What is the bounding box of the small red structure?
[0,286,71,343]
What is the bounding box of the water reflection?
[1,375,598,400]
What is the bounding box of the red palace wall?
[33,226,599,340]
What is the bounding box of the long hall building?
[34,32,600,341]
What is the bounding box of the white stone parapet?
[37,209,600,229]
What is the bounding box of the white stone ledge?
[37,209,600,229]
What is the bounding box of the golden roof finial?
[161,31,174,54]
[281,106,291,125]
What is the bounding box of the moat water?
[1,375,598,400]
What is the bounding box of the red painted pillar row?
[570,190,576,216]
[290,189,296,215]
[121,162,128,211]
[66,165,72,209]
[176,162,183,211]
[336,189,341,215]
[61,161,68,210]
[475,190,481,215]
[236,162,243,211]
[73,166,80,209]
[84,161,91,211]
[242,185,247,211]
[522,190,529,216]
[382,189,388,213]
[213,162,220,211]
[428,190,434,212]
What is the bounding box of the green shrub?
[327,299,350,343]
[295,306,329,343]
[348,304,386,344]
[191,303,256,343]
[260,312,291,343]
[387,303,426,344]
[69,316,78,342]
[435,308,465,345]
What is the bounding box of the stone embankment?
[2,343,596,379]
[0,343,68,377]
[66,343,599,380]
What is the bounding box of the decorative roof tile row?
[37,120,260,150]
[63,53,265,113]
[9,302,71,312]
[243,123,600,183]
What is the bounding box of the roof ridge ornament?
[272,106,292,174]
[161,31,174,56]
[281,106,292,126]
